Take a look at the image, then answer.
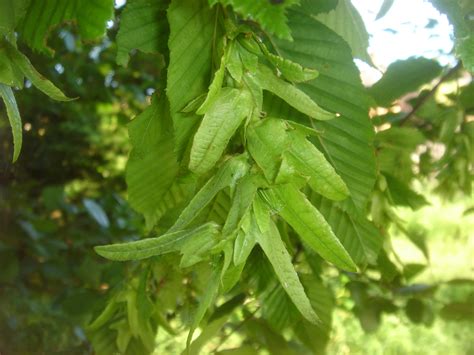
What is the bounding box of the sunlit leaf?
[170,155,248,232]
[212,0,300,40]
[95,223,219,261]
[263,184,357,271]
[254,64,334,120]
[189,87,252,174]
[255,212,320,324]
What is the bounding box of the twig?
[212,305,260,353]
[399,62,462,126]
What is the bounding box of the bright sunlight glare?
[353,0,455,84]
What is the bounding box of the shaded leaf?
[116,0,169,66]
[18,0,114,55]
[316,0,372,64]
[167,0,220,158]
[186,262,221,348]
[0,83,22,162]
[312,195,383,266]
[4,40,72,100]
[126,96,179,229]
[369,57,443,106]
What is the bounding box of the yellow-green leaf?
[263,184,357,272]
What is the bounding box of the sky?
[352,0,454,83]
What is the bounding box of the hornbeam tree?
[0,0,472,353]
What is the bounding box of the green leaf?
[189,87,252,174]
[269,9,376,211]
[179,227,221,268]
[196,49,226,114]
[256,39,319,83]
[4,41,72,101]
[222,174,258,236]
[294,274,334,353]
[116,0,169,66]
[170,155,248,232]
[167,0,220,158]
[316,0,372,65]
[214,0,300,40]
[312,195,383,266]
[286,130,349,201]
[384,174,429,210]
[247,118,290,182]
[95,223,219,261]
[440,300,474,322]
[0,83,22,162]
[263,184,357,271]
[186,261,221,349]
[0,0,30,35]
[254,64,334,120]
[0,41,23,87]
[261,284,298,332]
[255,214,320,324]
[430,0,474,73]
[233,211,258,266]
[226,40,244,82]
[300,274,334,328]
[18,0,114,55]
[187,294,245,354]
[126,96,180,229]
[369,57,443,106]
[375,0,394,20]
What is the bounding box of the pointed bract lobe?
[263,184,357,272]
[286,130,349,200]
[189,88,252,175]
[171,155,249,232]
[254,210,320,324]
[5,41,72,101]
[95,223,219,261]
[253,64,334,120]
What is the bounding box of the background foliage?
[0,0,472,354]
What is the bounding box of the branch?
[399,62,462,126]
